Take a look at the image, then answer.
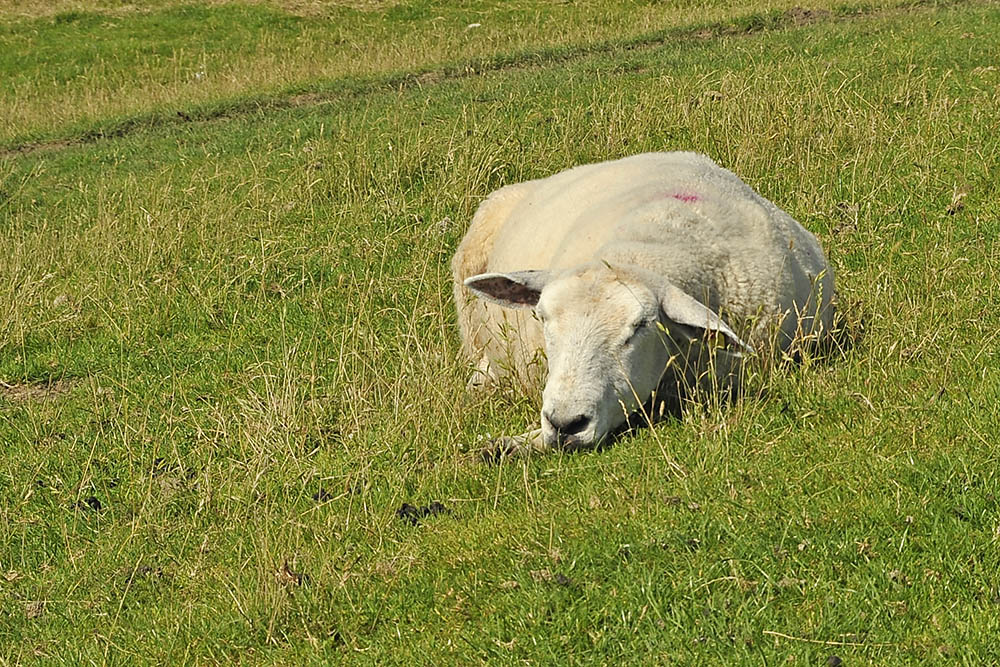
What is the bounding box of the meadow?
[1,0,999,663]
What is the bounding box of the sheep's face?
[534,267,667,448]
[464,262,748,449]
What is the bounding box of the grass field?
[2,0,1000,663]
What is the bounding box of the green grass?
[2,0,1000,663]
[0,0,934,148]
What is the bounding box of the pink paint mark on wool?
[669,192,700,203]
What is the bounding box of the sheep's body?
[453,152,834,450]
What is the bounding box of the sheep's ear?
[658,284,754,355]
[464,270,550,309]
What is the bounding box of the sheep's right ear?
[658,282,754,355]
[464,271,550,309]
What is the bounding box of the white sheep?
[452,152,834,453]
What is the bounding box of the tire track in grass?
[0,0,987,159]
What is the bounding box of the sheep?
[452,152,834,454]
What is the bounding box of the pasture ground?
[1,0,999,663]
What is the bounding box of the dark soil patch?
[76,496,102,511]
[276,560,309,587]
[395,501,451,526]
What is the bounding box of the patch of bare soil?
[0,378,79,403]
[0,139,79,159]
[288,92,326,107]
[786,7,833,25]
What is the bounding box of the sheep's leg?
[480,428,547,461]
[466,356,496,391]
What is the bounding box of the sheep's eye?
[625,320,647,345]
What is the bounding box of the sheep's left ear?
[464,270,551,309]
[659,284,754,355]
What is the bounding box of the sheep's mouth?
[542,395,686,452]
[549,433,589,451]
[548,407,663,451]
[543,424,595,451]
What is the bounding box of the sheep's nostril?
[546,412,591,436]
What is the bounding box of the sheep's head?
[465,262,750,449]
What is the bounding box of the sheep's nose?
[544,412,591,436]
